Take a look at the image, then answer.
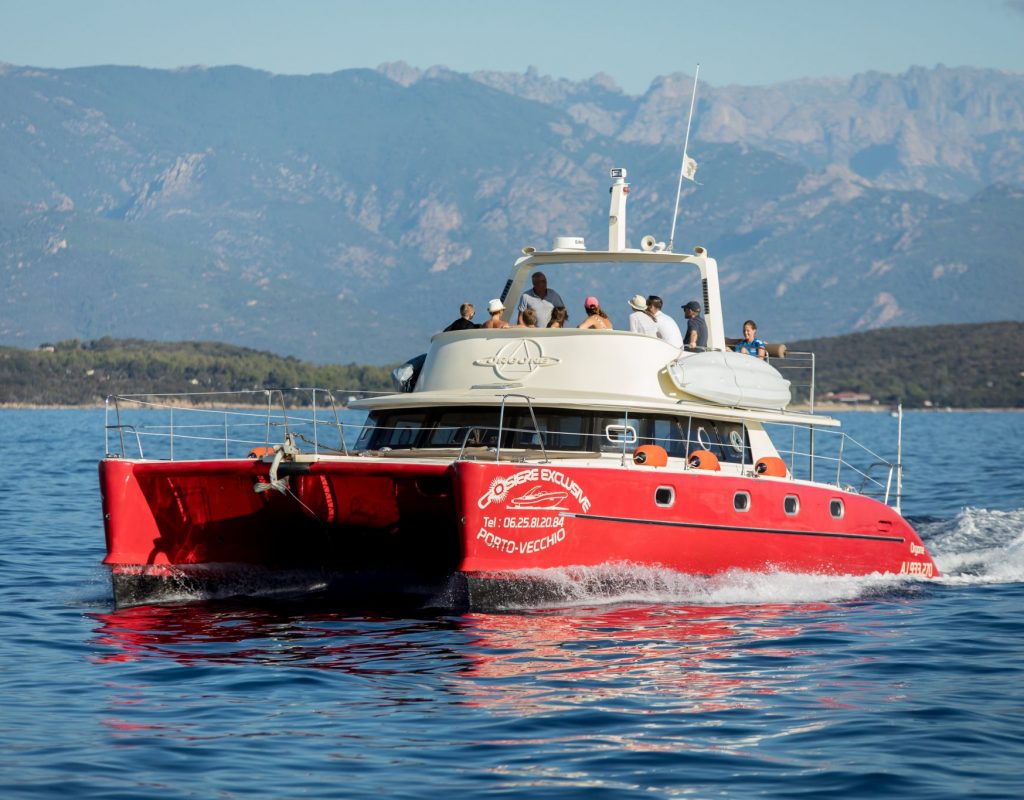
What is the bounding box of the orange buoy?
[688,449,720,471]
[248,447,276,459]
[633,444,668,467]
[755,456,787,477]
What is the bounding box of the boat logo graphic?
[508,486,569,510]
[473,339,560,380]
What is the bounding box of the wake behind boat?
[98,167,938,610]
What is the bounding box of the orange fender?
[755,456,787,477]
[633,444,668,467]
[688,449,720,471]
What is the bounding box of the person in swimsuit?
[577,296,613,329]
[481,299,510,329]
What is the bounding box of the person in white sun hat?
[482,298,510,329]
[627,293,659,338]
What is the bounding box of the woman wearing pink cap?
[577,296,613,329]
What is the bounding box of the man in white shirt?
[627,294,660,337]
[517,272,565,329]
[647,295,683,347]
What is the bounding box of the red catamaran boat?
[98,168,938,609]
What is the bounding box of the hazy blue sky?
[2,0,1022,93]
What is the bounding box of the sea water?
[0,409,1022,799]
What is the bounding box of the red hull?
[99,456,937,608]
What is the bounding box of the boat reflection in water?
[90,568,906,721]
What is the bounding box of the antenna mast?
[668,64,700,252]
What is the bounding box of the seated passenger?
[578,296,613,329]
[547,306,569,328]
[482,299,510,329]
[734,319,767,358]
[516,308,538,328]
[443,302,479,332]
[628,294,659,337]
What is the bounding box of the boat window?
[830,498,845,519]
[358,407,751,461]
[734,491,751,512]
[784,495,800,515]
[599,416,640,453]
[356,412,427,450]
[650,418,688,458]
[682,418,751,464]
[655,486,675,507]
[426,411,502,448]
[506,410,586,451]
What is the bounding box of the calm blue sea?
[1,409,1023,799]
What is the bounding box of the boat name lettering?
[476,527,566,555]
[477,468,590,512]
[909,542,926,556]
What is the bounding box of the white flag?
[682,153,698,181]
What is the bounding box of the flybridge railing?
[772,350,816,411]
[103,389,381,460]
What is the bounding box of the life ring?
[688,449,720,471]
[755,456,787,477]
[633,444,668,467]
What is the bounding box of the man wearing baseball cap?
[681,300,707,351]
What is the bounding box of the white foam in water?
[499,564,913,609]
[496,508,1024,608]
[921,507,1024,585]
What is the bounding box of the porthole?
[830,498,845,519]
[733,491,751,512]
[784,495,800,516]
[655,486,675,507]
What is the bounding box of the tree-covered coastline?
[0,322,1020,408]
[0,337,394,406]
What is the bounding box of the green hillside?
[0,337,394,406]
[1,323,1021,408]
[788,321,1023,408]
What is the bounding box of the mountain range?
[1,61,1022,362]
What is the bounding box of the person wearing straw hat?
[627,294,659,338]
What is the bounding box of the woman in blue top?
[735,319,767,358]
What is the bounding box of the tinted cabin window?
[356,412,427,449]
[689,418,750,464]
[506,410,585,451]
[597,416,640,453]
[784,495,800,515]
[830,499,845,519]
[357,407,751,461]
[427,411,502,447]
[734,492,751,512]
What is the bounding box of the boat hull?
[99,456,938,609]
